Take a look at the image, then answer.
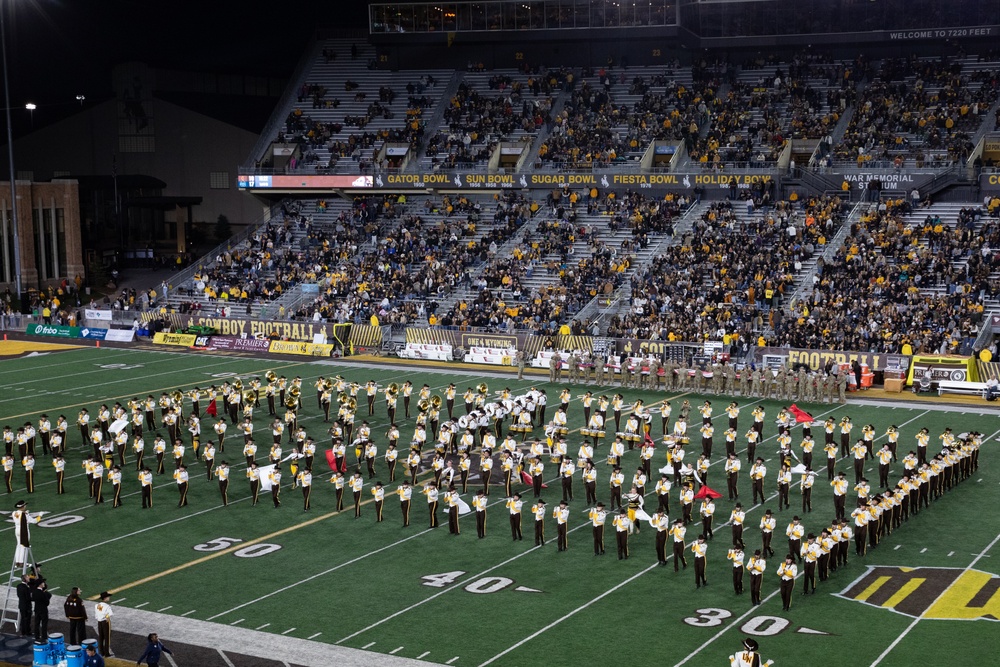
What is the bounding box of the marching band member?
[396,480,411,527]
[726,542,744,595]
[246,462,260,506]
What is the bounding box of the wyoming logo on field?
[837,566,1000,620]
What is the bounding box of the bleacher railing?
[160,201,286,299]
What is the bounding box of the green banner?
[27,323,81,338]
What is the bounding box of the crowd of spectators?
[780,198,995,353]
[607,193,839,342]
[423,75,553,169]
[436,189,690,332]
[289,193,535,326]
[835,54,1000,168]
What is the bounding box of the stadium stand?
[834,53,1000,168]
[270,38,453,174]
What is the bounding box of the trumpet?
[430,395,442,409]
[477,383,488,395]
[265,370,277,383]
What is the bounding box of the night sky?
[3,0,370,136]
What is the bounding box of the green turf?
[2,347,997,667]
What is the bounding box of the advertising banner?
[240,171,776,193]
[203,336,273,353]
[171,315,331,343]
[27,324,80,338]
[84,309,113,321]
[752,346,910,372]
[404,328,545,357]
[268,340,335,356]
[104,329,136,343]
[79,327,108,340]
[906,355,977,384]
[153,332,197,347]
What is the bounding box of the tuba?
[338,392,349,405]
[347,397,357,410]
[322,378,334,391]
[388,382,399,396]
[171,390,183,404]
[265,370,277,383]
[285,395,298,410]
[477,383,488,395]
[418,399,430,413]
[244,389,257,404]
[233,378,244,392]
[289,387,301,403]
[430,395,442,409]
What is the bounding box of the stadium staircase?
[278,37,454,174]
[411,68,552,173]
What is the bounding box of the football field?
[1,344,997,666]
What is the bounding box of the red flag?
[520,471,547,488]
[643,433,655,448]
[206,400,217,417]
[788,404,813,424]
[325,449,337,471]
[693,485,722,500]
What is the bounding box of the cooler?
[32,642,47,667]
[64,646,83,667]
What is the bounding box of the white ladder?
[0,545,36,633]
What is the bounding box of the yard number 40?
[421,571,515,594]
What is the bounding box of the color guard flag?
[325,449,337,471]
[520,471,547,488]
[693,485,723,500]
[788,404,814,423]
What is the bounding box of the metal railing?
[156,201,286,298]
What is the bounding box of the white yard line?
[869,530,1000,666]
[217,649,236,667]
[205,529,433,620]
[336,521,592,644]
[484,407,934,664]
[479,563,659,666]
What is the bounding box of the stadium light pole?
[0,0,21,299]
